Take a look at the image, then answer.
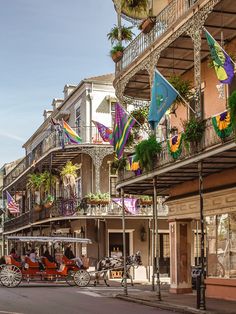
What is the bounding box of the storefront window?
[206,213,236,278]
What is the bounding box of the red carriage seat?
[5,255,21,268]
[25,256,40,268]
[41,257,57,270]
[62,255,76,266]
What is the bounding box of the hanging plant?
[168,76,193,108]
[135,135,162,171]
[228,90,236,131]
[130,106,148,126]
[182,117,205,149]
[167,134,183,160]
[110,44,124,63]
[212,111,233,139]
[107,25,134,44]
[122,0,148,13]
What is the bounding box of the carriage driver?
[64,244,83,268]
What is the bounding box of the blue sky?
[0,0,118,167]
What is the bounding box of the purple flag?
[92,120,113,144]
[113,103,136,159]
[112,198,138,215]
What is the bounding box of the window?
[75,106,81,136]
[206,213,236,278]
[75,177,82,199]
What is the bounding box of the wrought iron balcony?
[119,115,235,183]
[4,125,112,188]
[3,198,168,233]
[117,0,198,72]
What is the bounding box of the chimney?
[51,98,64,111]
[43,109,53,121]
[63,84,77,99]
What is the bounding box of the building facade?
[112,0,236,301]
[2,73,168,280]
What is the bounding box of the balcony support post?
[198,161,206,310]
[153,176,161,300]
[121,187,128,296]
[187,27,202,118]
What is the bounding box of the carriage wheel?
[65,270,76,286]
[74,269,90,287]
[0,265,22,288]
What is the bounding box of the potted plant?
[168,75,193,114]
[182,117,205,151]
[135,135,162,171]
[139,17,156,34]
[121,0,148,14]
[41,171,57,208]
[228,90,236,131]
[107,25,134,44]
[27,172,45,212]
[139,195,152,205]
[130,106,148,125]
[110,44,124,63]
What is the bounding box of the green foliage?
[122,0,148,13]
[135,135,162,171]
[168,75,193,104]
[130,106,148,126]
[27,171,57,193]
[110,43,124,56]
[107,25,134,44]
[182,117,205,145]
[60,161,80,178]
[111,156,127,173]
[85,192,110,201]
[228,90,236,130]
[27,173,44,191]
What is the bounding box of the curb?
[116,295,211,314]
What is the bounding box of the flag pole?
[203,26,236,67]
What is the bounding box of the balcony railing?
[3,198,168,232]
[118,0,197,72]
[120,115,234,181]
[4,125,111,188]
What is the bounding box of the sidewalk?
[116,285,236,314]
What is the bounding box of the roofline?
[22,75,114,148]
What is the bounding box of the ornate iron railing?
[118,0,198,71]
[4,125,111,188]
[120,115,234,181]
[3,198,168,232]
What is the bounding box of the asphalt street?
[0,283,173,314]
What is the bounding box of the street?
[0,283,172,314]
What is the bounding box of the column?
[169,219,192,293]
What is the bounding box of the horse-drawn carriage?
[0,236,142,288]
[0,236,91,288]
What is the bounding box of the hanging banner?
[212,111,233,139]
[167,134,182,159]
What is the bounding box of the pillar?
[169,219,192,293]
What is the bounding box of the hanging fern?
[135,135,162,172]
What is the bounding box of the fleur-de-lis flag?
[148,69,178,130]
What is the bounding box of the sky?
[0,0,118,167]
